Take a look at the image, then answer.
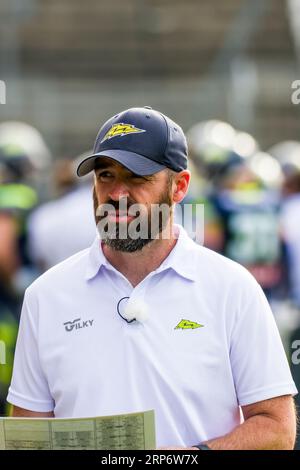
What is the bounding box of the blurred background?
[0,0,300,447]
[0,0,300,151]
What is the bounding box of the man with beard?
[7,107,297,450]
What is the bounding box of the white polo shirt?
[8,225,297,447]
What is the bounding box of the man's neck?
[102,224,178,287]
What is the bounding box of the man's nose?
[108,182,130,201]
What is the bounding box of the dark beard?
[93,185,173,253]
[103,225,153,253]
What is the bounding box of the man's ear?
[173,170,191,203]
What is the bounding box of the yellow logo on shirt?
[101,123,146,143]
[175,319,204,330]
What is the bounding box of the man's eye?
[131,175,148,182]
[97,171,113,180]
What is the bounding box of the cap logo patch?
[101,123,146,143]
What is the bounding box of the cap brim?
[77,150,166,177]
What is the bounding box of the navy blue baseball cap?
[77,106,188,177]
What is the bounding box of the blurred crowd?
[0,122,95,414]
[0,119,299,429]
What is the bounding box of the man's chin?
[102,236,153,253]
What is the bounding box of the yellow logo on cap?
[174,319,204,330]
[101,123,146,143]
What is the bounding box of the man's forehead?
[94,157,161,178]
[94,158,140,177]
[94,157,124,170]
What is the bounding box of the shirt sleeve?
[7,288,54,412]
[229,272,298,406]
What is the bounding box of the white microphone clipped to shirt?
[117,297,149,324]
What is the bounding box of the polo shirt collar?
[154,225,197,281]
[85,234,108,280]
[85,224,197,282]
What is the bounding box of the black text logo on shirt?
[63,318,94,332]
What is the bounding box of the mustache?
[96,198,146,221]
[101,199,138,212]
